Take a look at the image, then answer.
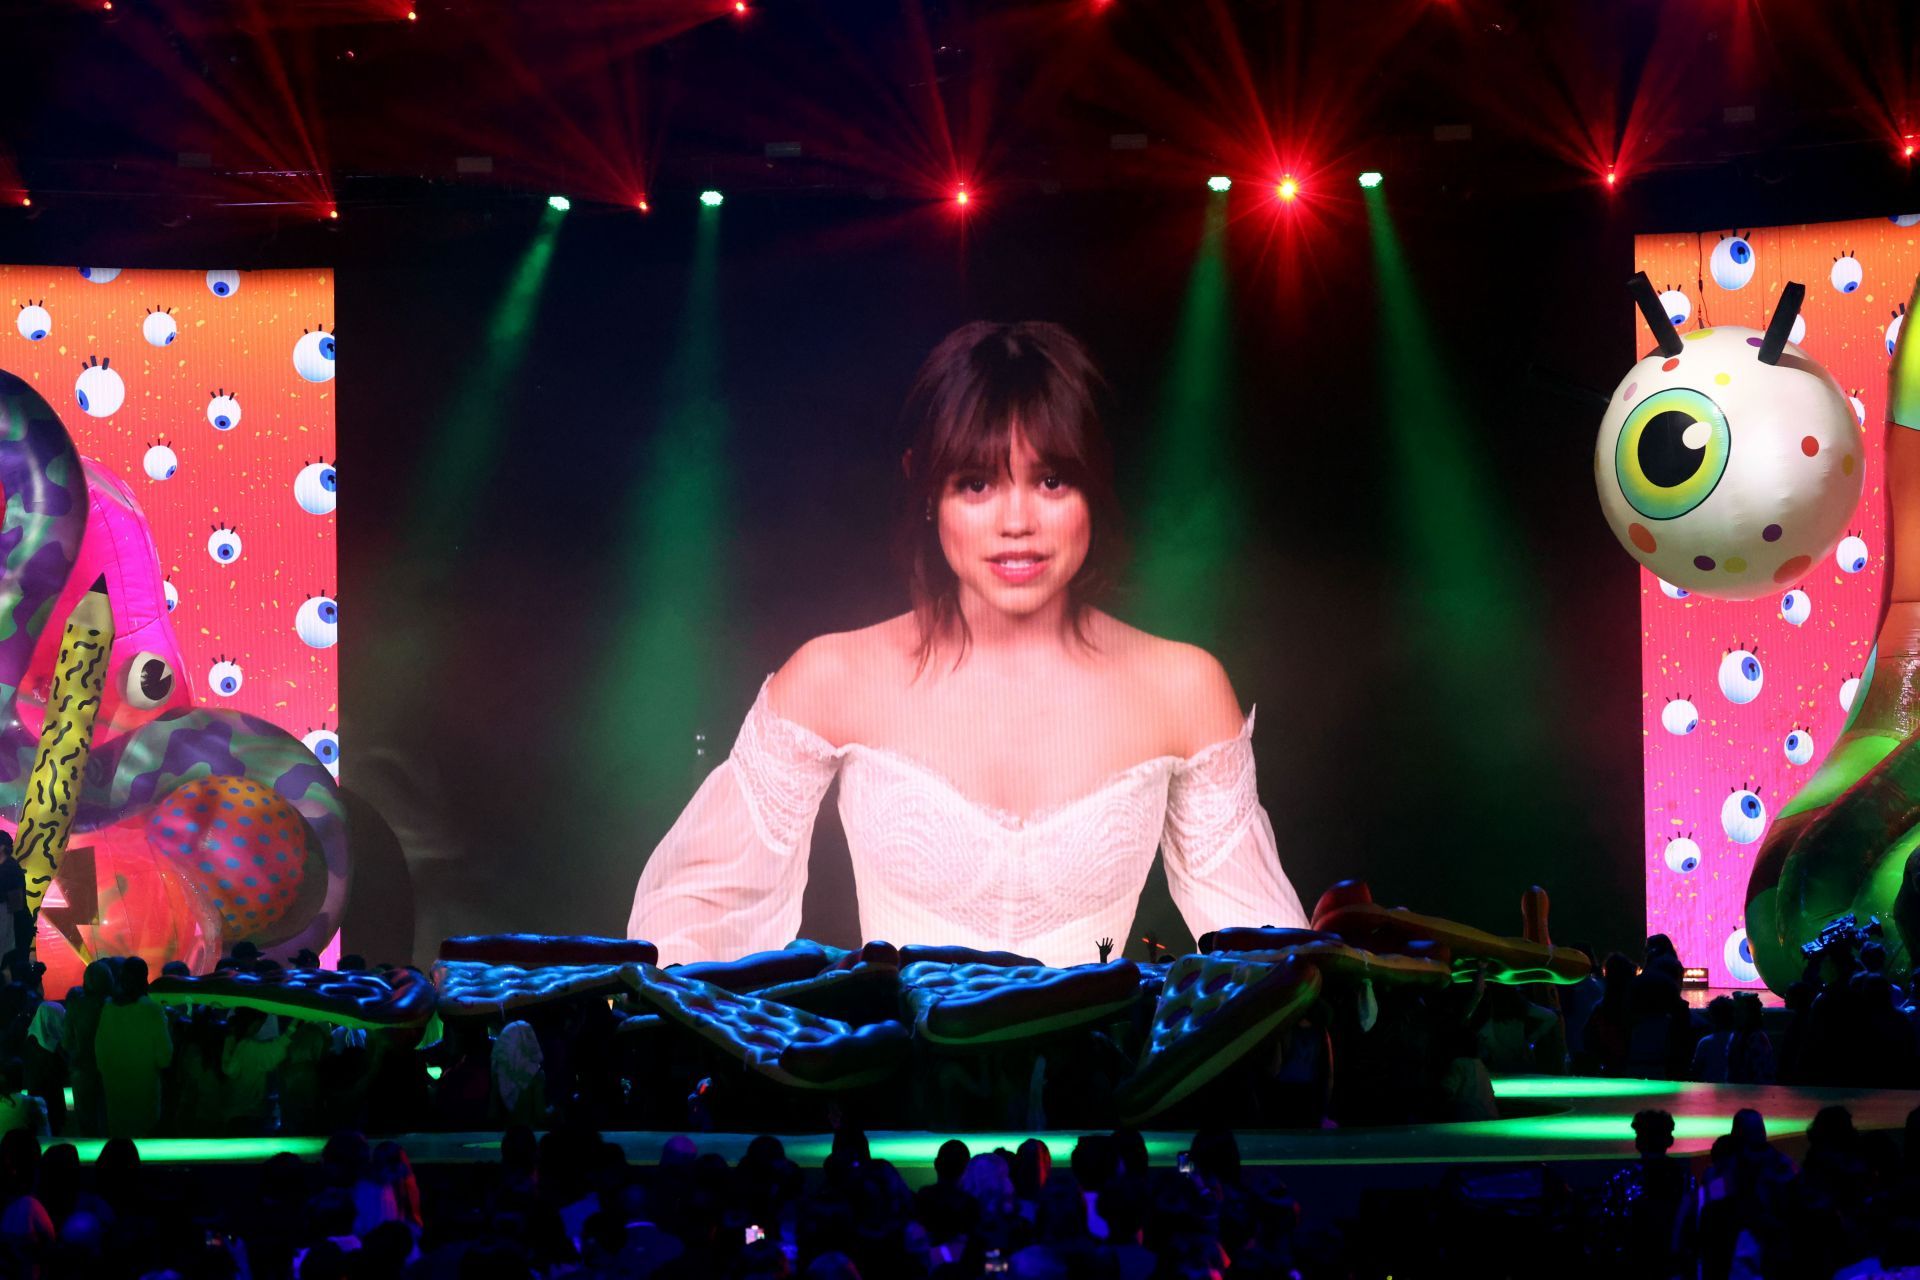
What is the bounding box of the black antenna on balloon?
[1758,282,1806,366]
[1628,272,1685,357]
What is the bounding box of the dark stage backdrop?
[321,187,1649,967]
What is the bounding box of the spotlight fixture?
[954,185,970,206]
[327,207,339,220]
[1207,175,1231,193]
[547,195,571,212]
[1357,171,1383,189]
[636,197,651,213]
[1275,176,1299,201]
[406,8,416,18]
[699,189,724,208]
[1606,166,1618,188]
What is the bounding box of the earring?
[924,499,934,524]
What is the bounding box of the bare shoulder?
[768,615,917,745]
[1090,613,1246,756]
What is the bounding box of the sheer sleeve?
[1161,709,1309,941]
[627,679,843,964]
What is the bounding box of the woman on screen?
[627,320,1307,966]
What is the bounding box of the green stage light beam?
[581,202,732,825]
[1363,186,1558,776]
[1130,195,1245,649]
[407,202,565,553]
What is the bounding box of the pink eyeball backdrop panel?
[1634,218,1918,985]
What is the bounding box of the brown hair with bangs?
[898,321,1126,673]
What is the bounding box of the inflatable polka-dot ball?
[144,775,314,943]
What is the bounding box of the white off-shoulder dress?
[627,679,1308,967]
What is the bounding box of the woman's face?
[937,426,1091,619]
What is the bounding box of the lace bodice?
[629,679,1307,967]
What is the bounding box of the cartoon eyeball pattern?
[1893,214,1920,228]
[1841,675,1861,713]
[143,443,178,482]
[207,526,242,564]
[74,357,124,418]
[141,309,177,347]
[1850,392,1867,426]
[163,578,178,613]
[1836,535,1869,573]
[15,303,48,342]
[1722,787,1766,844]
[207,391,241,431]
[78,268,121,284]
[292,328,336,383]
[1718,648,1763,704]
[294,461,337,515]
[1790,314,1808,346]
[1831,254,1864,293]
[1780,590,1810,626]
[1658,578,1690,600]
[1660,697,1699,736]
[122,651,176,711]
[302,728,340,779]
[207,658,243,697]
[1724,929,1760,984]
[1710,233,1756,290]
[1890,308,1907,358]
[1784,728,1814,765]
[205,270,240,298]
[1659,288,1691,329]
[295,595,337,649]
[1664,836,1701,875]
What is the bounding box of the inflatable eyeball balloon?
[1781,589,1810,625]
[1725,928,1761,984]
[206,269,240,298]
[142,308,177,347]
[1660,697,1698,736]
[292,327,336,383]
[1785,728,1815,765]
[1718,646,1763,704]
[1722,786,1766,844]
[1664,836,1701,874]
[1596,325,1863,599]
[294,460,336,515]
[15,301,48,341]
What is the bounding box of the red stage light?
[955,186,970,206]
[637,198,651,213]
[1275,176,1299,202]
[405,8,417,19]
[1606,167,1618,188]
[1907,137,1917,160]
[327,208,339,220]
[18,197,29,208]
[734,1,747,12]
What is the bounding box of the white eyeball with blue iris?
[205,270,240,298]
[207,524,242,565]
[78,268,120,284]
[207,658,243,697]
[1850,391,1867,426]
[141,307,177,347]
[1836,535,1869,573]
[302,728,340,779]
[1710,232,1756,290]
[1832,254,1863,294]
[163,578,178,612]
[295,595,337,649]
[15,301,49,342]
[1890,307,1907,357]
[1718,646,1763,704]
[1722,786,1766,844]
[1660,697,1699,736]
[1780,590,1810,626]
[1841,674,1862,713]
[294,460,336,515]
[1785,728,1815,765]
[207,390,241,431]
[1659,288,1691,328]
[292,327,335,383]
[142,441,177,482]
[1724,928,1760,983]
[1658,578,1690,600]
[1894,215,1920,228]
[1790,314,1808,346]
[74,356,124,418]
[1664,836,1701,875]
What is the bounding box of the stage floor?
[51,1077,1920,1177]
